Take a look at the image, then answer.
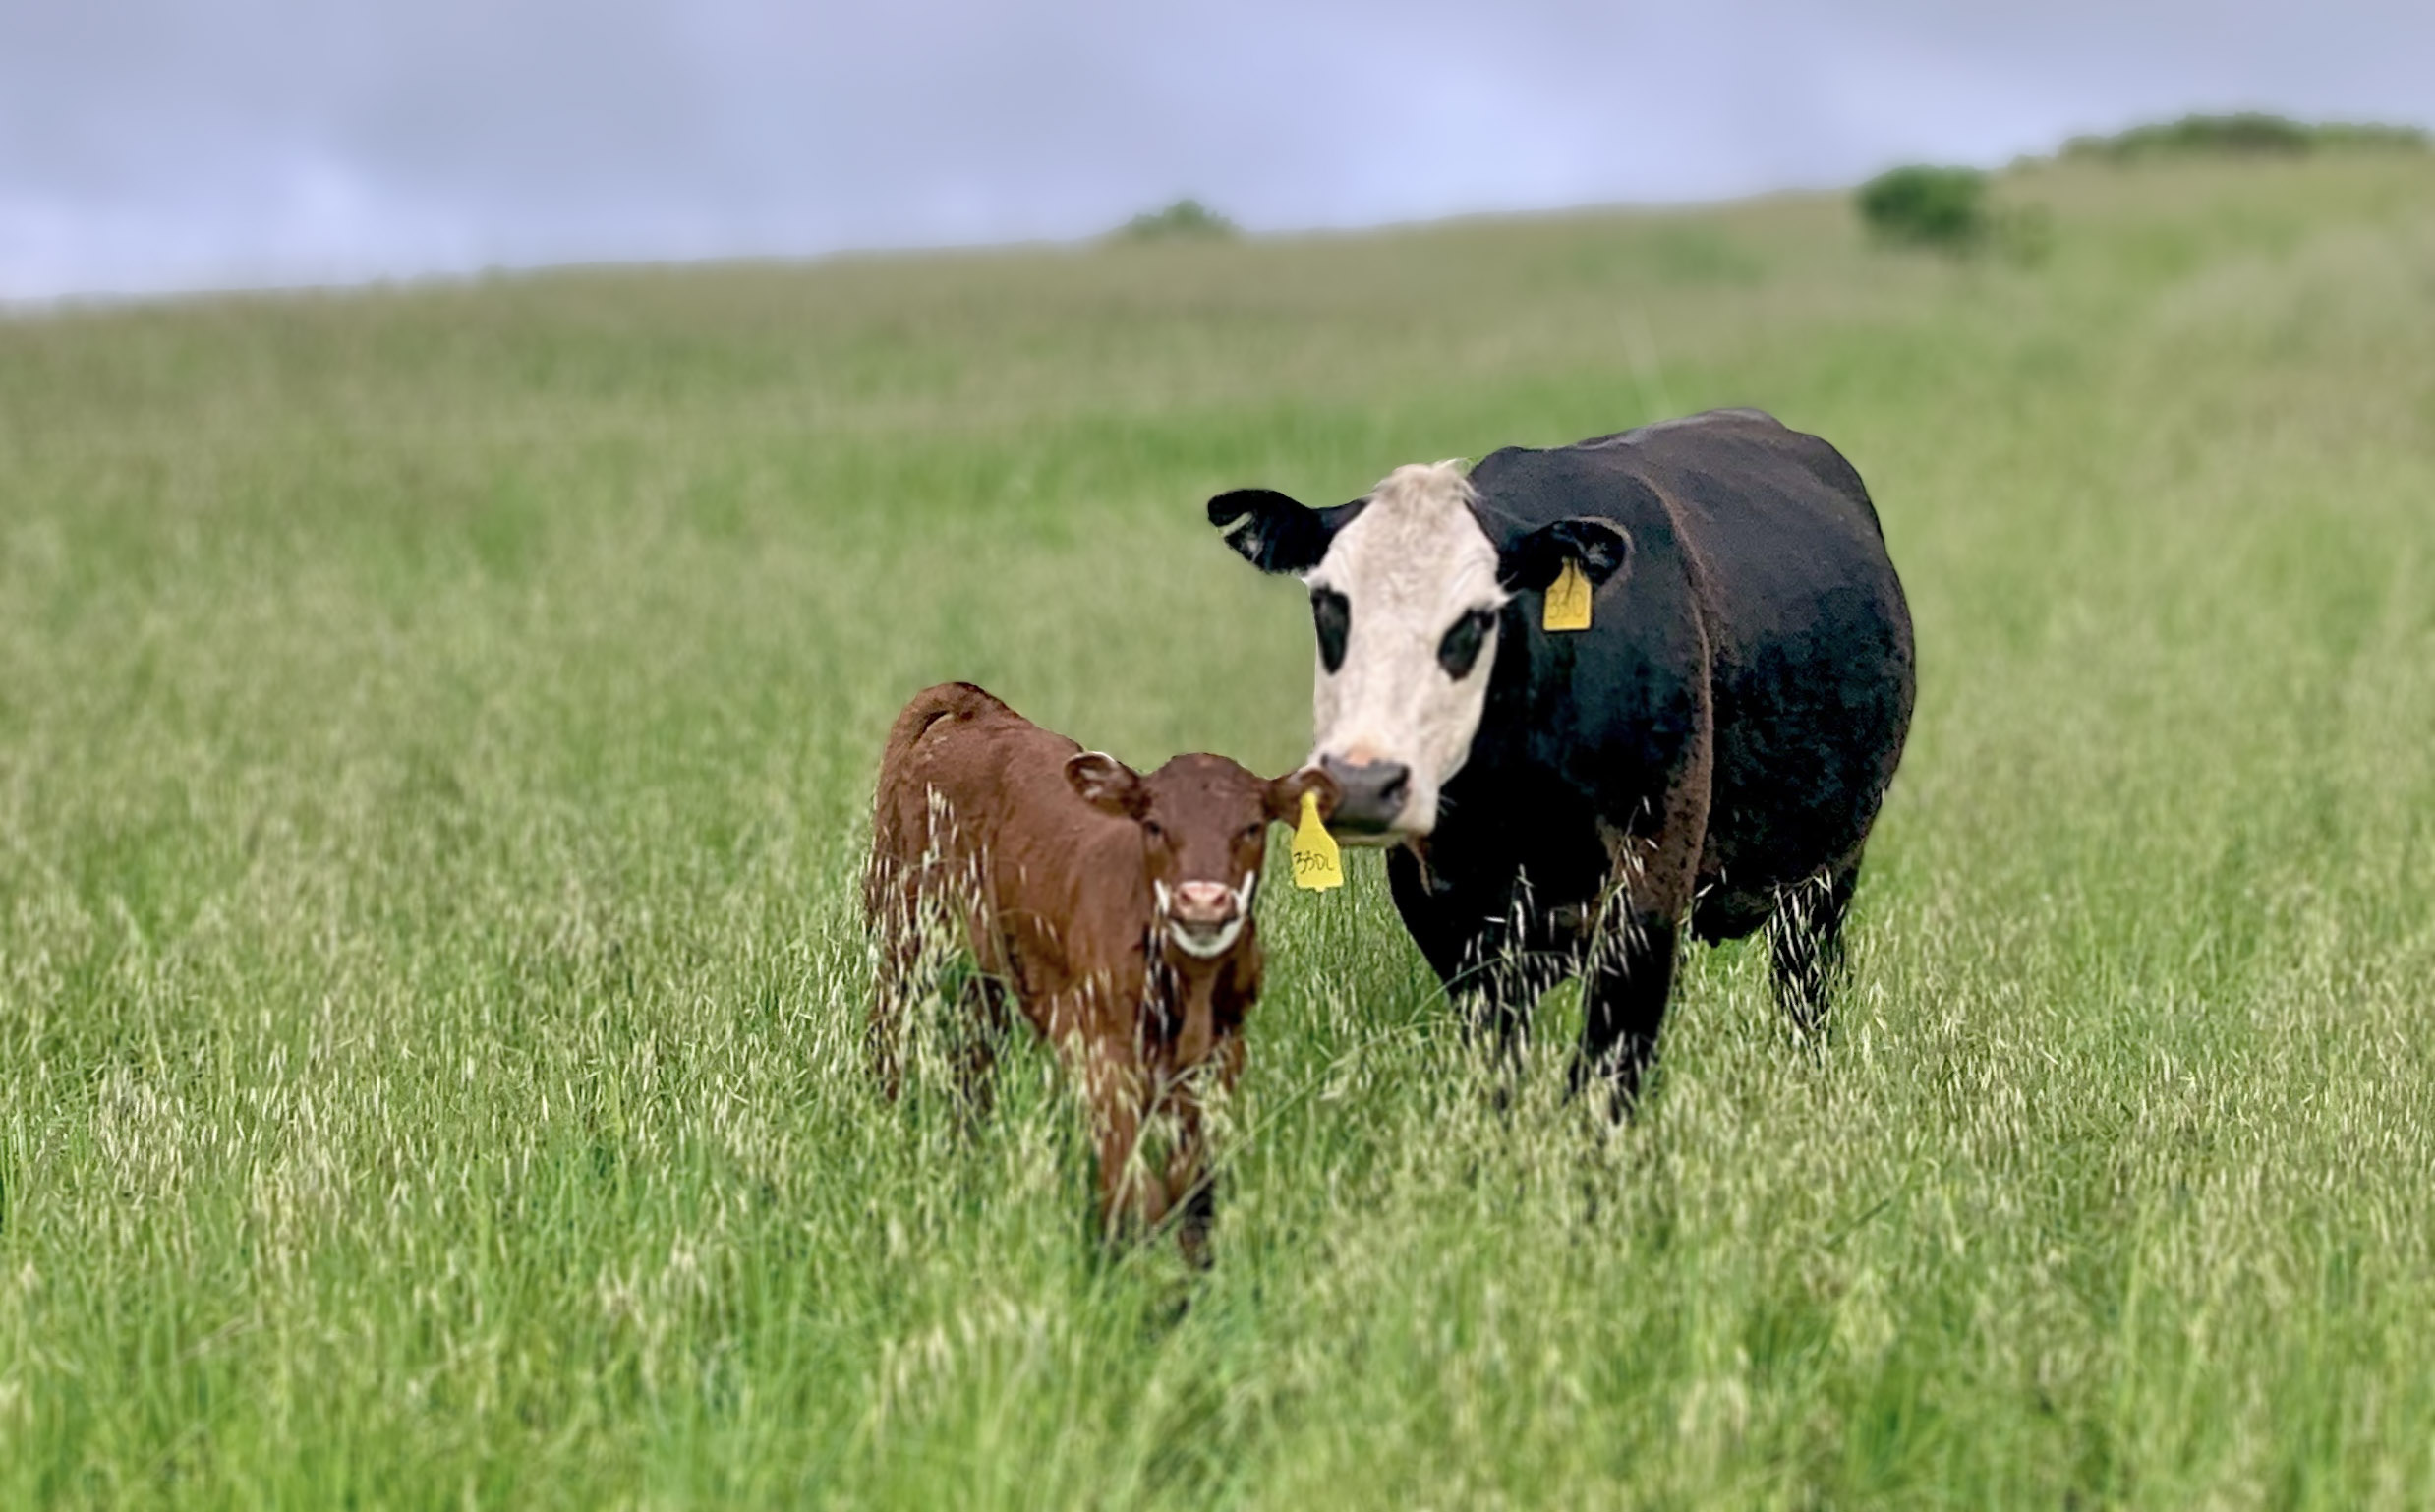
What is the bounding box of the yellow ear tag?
[1544,558,1593,632]
[1289,789,1344,892]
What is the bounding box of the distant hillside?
[2058,111,2429,162]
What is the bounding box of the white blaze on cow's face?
[1303,463,1508,841]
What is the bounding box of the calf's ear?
[1498,516,1632,594]
[1264,766,1341,825]
[1066,751,1148,818]
[1207,489,1369,575]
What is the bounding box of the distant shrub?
[1856,166,1989,252]
[1115,199,1239,243]
[2060,112,2431,162]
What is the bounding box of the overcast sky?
[3,0,2429,301]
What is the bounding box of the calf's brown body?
[865,681,1330,1262]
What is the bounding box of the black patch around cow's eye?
[1438,608,1496,679]
[1311,588,1351,673]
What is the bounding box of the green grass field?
[4,152,2433,1507]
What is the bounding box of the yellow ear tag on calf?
[1544,558,1594,632]
[1290,789,1344,892]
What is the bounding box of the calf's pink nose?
[1171,881,1238,923]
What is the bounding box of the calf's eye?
[1310,588,1351,673]
[1438,608,1496,679]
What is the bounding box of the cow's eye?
[1438,608,1496,679]
[1143,820,1164,842]
[1241,823,1263,843]
[1310,588,1350,674]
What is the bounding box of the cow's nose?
[1320,755,1411,833]
[1170,881,1239,924]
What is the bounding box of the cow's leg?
[1577,909,1681,1113]
[1385,844,1474,981]
[1466,926,1577,1069]
[1768,860,1859,1042]
[1576,798,1707,1114]
[1387,847,1561,1060]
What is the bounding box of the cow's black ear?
[1498,517,1631,593]
[1207,489,1366,575]
[1066,751,1147,818]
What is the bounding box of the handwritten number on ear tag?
[1290,790,1343,892]
[1544,558,1593,632]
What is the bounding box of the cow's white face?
[1302,464,1507,841]
[1208,461,1630,845]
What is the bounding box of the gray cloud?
[3,0,2429,299]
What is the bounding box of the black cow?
[1208,409,1914,1101]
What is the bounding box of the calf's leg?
[1074,1048,1160,1248]
[1161,1031,1245,1268]
[864,869,924,1102]
[949,971,1013,1121]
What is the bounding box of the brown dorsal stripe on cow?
[865,681,1337,1264]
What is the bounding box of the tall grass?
[3,154,2433,1506]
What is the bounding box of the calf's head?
[1208,462,1628,841]
[1066,751,1338,960]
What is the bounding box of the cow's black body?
[1389,409,1914,1096]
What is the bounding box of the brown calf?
[865,681,1335,1263]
